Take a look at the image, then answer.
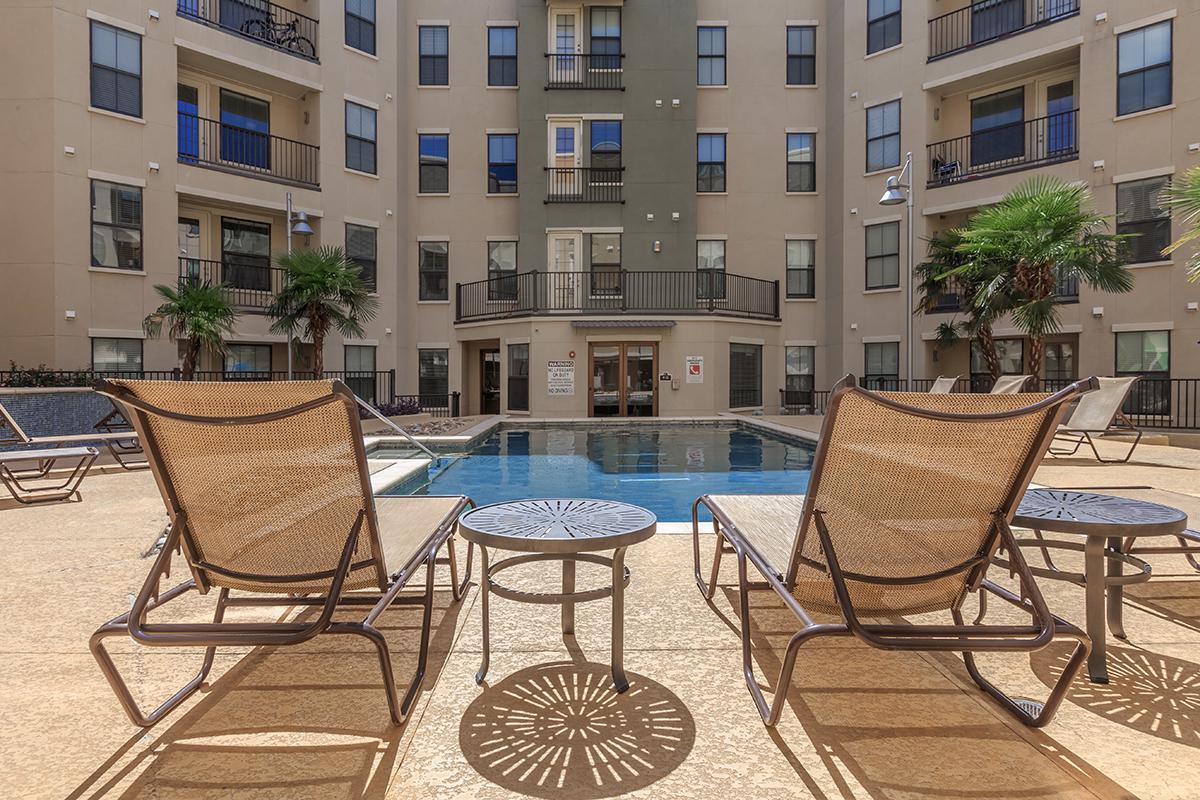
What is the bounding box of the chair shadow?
[67,578,469,800]
[1032,642,1200,749]
[718,584,1130,800]
[458,661,695,799]
[1125,578,1200,635]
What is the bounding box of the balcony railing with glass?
[545,53,625,89]
[178,257,286,310]
[926,110,1078,188]
[177,0,319,61]
[457,270,779,323]
[545,167,625,203]
[177,112,320,188]
[928,0,1079,61]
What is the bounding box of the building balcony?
[926,273,1079,314]
[545,167,624,203]
[179,257,286,311]
[456,270,780,323]
[176,0,318,62]
[177,112,320,189]
[926,110,1078,189]
[545,54,625,90]
[928,0,1079,62]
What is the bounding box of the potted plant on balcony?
[143,282,239,380]
[267,246,378,378]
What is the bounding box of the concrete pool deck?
[2,435,1199,798]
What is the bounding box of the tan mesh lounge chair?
[990,375,1033,393]
[89,379,474,727]
[928,376,959,393]
[1049,375,1141,463]
[692,374,1095,728]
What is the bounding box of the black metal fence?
[178,112,320,188]
[928,0,1079,61]
[177,0,319,61]
[927,110,1078,188]
[545,167,625,203]
[178,258,286,310]
[779,389,830,416]
[545,53,625,89]
[457,270,780,322]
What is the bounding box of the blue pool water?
[388,424,814,522]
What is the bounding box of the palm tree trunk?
[181,340,201,381]
[975,324,1002,380]
[312,334,324,378]
[1028,336,1044,389]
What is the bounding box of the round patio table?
[1006,489,1187,684]
[458,498,657,692]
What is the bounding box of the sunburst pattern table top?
[459,498,657,552]
[1015,489,1187,537]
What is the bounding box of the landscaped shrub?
[0,363,95,388]
[359,397,422,419]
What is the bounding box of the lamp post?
[878,151,915,388]
[284,191,313,379]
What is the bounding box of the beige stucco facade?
[1,1,1198,417]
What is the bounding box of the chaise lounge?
[1049,375,1141,463]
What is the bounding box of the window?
[419,25,449,86]
[90,180,142,270]
[419,349,449,398]
[90,21,141,117]
[787,26,815,85]
[488,241,518,301]
[867,0,901,54]
[697,26,726,86]
[344,345,377,402]
[971,87,1024,166]
[220,89,270,169]
[590,233,621,295]
[865,222,900,289]
[729,343,762,408]
[345,101,377,174]
[488,26,517,86]
[508,343,530,412]
[697,240,726,300]
[1044,341,1076,382]
[591,7,621,69]
[419,241,449,301]
[225,344,272,376]
[222,217,271,291]
[1116,330,1170,415]
[1117,176,1171,264]
[345,0,375,55]
[697,133,726,192]
[786,240,815,298]
[786,133,815,192]
[1117,20,1172,116]
[785,345,815,405]
[177,84,199,160]
[346,224,377,291]
[590,121,622,172]
[971,338,1024,389]
[864,342,900,389]
[419,134,449,193]
[92,338,143,375]
[866,99,901,172]
[487,134,517,193]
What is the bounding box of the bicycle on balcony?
[240,12,315,59]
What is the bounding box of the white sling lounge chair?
[1049,376,1141,463]
[928,376,959,393]
[990,375,1033,394]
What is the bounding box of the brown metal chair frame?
[0,445,98,504]
[1049,376,1142,464]
[89,380,475,728]
[691,375,1095,728]
[93,407,148,470]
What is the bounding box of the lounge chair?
[692,374,1094,728]
[0,398,146,470]
[89,379,474,727]
[928,376,959,393]
[0,445,97,503]
[1049,375,1141,463]
[990,375,1033,393]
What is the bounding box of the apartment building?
[2,1,1198,420]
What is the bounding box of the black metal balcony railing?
[179,257,286,310]
[926,272,1078,313]
[456,270,780,323]
[177,0,319,61]
[926,110,1078,188]
[178,112,320,188]
[545,167,625,203]
[928,0,1079,61]
[545,53,625,89]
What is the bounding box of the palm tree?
[951,177,1134,382]
[1161,165,1200,281]
[267,246,378,378]
[143,282,238,380]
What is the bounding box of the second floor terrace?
[545,53,625,90]
[925,272,1080,314]
[178,257,287,311]
[178,111,320,189]
[177,0,319,62]
[456,270,780,324]
[927,109,1078,188]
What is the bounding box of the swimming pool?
[383,423,814,521]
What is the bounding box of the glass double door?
[589,343,657,417]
